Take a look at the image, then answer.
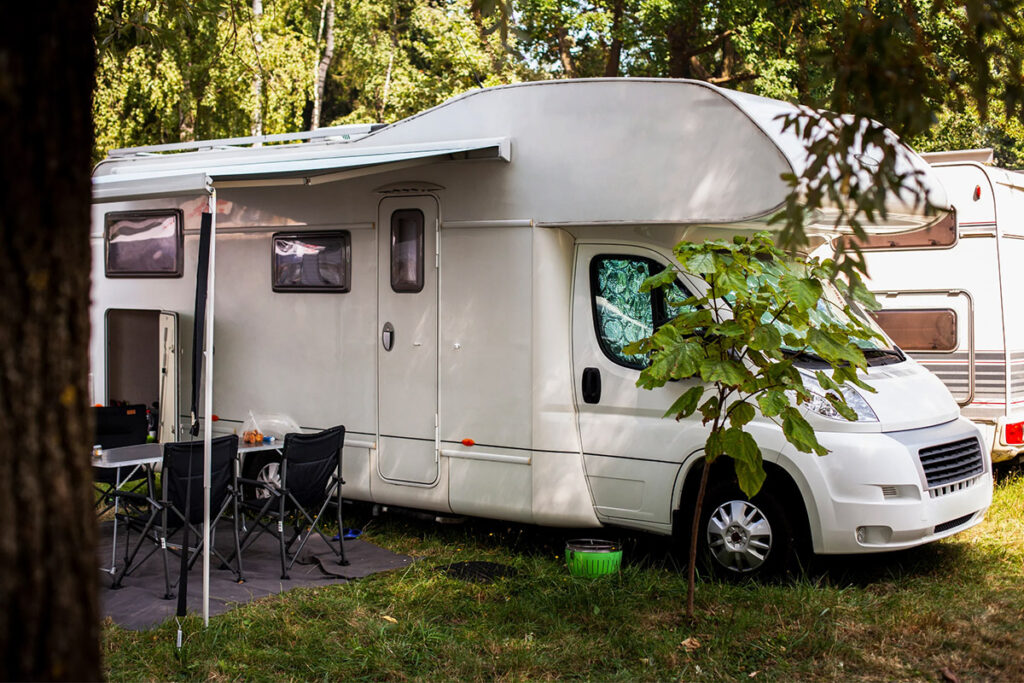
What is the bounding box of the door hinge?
[435,413,440,462]
[435,218,440,269]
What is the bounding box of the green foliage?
[93,0,527,160]
[626,232,881,498]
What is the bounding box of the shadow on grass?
[344,500,1002,591]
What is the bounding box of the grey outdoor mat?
[97,518,412,630]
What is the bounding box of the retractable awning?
[92,137,511,203]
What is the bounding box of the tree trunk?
[252,0,264,138]
[0,3,102,681]
[311,0,335,130]
[604,0,625,77]
[556,28,576,77]
[687,458,711,620]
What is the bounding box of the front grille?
[934,513,975,534]
[918,437,985,489]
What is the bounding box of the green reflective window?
[592,257,655,368]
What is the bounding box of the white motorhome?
[90,79,992,577]
[849,149,1024,467]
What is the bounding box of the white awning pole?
[202,187,217,627]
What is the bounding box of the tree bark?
[0,2,102,681]
[311,0,335,130]
[251,0,264,137]
[556,28,576,78]
[604,0,625,77]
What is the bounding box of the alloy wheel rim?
[255,462,280,499]
[706,499,773,573]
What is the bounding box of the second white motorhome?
[89,79,992,577]
[851,148,1024,467]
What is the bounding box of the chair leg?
[233,487,244,583]
[112,511,159,589]
[278,494,289,580]
[160,505,173,600]
[336,480,348,566]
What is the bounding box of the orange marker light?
[461,438,475,447]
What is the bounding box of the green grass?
[103,474,1024,681]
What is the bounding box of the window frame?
[104,209,184,278]
[270,230,352,293]
[390,208,425,293]
[589,253,687,371]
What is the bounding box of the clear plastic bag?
[239,411,300,444]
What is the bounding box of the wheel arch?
[671,450,814,552]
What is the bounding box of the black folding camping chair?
[112,434,243,597]
[93,405,150,514]
[235,425,348,579]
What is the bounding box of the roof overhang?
[92,137,510,203]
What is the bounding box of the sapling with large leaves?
[624,231,885,619]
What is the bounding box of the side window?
[838,211,956,251]
[391,209,424,293]
[272,231,351,292]
[105,210,183,278]
[590,255,695,369]
[869,308,957,352]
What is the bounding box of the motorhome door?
[377,196,440,485]
[571,244,702,527]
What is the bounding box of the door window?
[590,255,693,369]
[390,209,424,293]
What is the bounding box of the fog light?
[856,526,893,545]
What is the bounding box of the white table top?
[92,443,162,468]
[94,438,283,467]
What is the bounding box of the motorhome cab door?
[377,196,440,485]
[571,244,703,528]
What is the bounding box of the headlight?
[801,373,878,422]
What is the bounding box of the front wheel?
[698,481,800,579]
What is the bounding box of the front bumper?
[783,417,993,555]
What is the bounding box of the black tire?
[240,451,282,503]
[696,479,800,580]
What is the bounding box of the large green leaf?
[684,251,716,275]
[699,357,749,386]
[649,337,703,380]
[749,324,782,351]
[727,401,756,428]
[781,275,822,311]
[781,407,828,456]
[664,385,704,420]
[723,428,766,498]
[757,390,789,417]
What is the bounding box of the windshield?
[737,262,903,365]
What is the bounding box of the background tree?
[0,2,102,679]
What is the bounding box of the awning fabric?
[92,137,510,203]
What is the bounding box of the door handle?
[382,322,395,351]
[582,367,601,404]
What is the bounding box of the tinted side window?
[838,212,956,251]
[105,210,183,278]
[272,231,351,292]
[391,209,424,293]
[590,255,694,369]
[869,308,957,352]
